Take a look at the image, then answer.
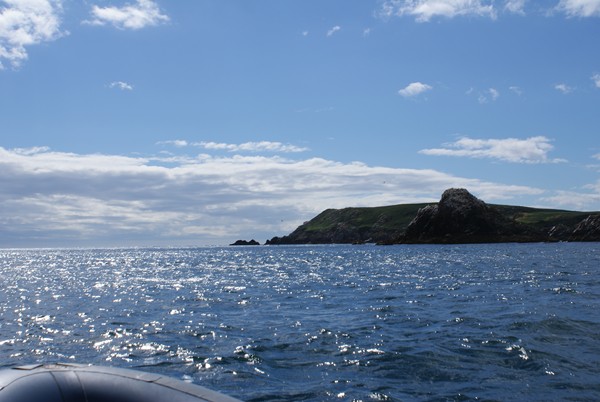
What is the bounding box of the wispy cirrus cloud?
[109,81,134,91]
[554,83,574,94]
[195,141,309,153]
[481,87,500,103]
[85,0,169,30]
[0,0,65,69]
[0,145,545,247]
[420,136,567,164]
[592,73,600,88]
[466,87,500,103]
[326,25,341,37]
[504,0,527,14]
[157,140,308,153]
[556,0,600,17]
[379,0,497,22]
[509,86,523,95]
[157,139,188,148]
[398,82,432,97]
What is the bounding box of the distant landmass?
[230,239,260,246]
[265,188,600,245]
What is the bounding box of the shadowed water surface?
[1,243,599,401]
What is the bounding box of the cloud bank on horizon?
[0,144,550,247]
[1,0,600,247]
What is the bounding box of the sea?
[1,243,599,401]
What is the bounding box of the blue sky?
[1,0,599,247]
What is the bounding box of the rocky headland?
[230,239,260,246]
[400,188,530,244]
[265,188,600,245]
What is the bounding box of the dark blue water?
[1,243,599,401]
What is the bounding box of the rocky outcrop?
[569,215,600,241]
[265,223,363,245]
[230,239,260,246]
[400,188,532,243]
[548,224,572,241]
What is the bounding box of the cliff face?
[266,222,362,245]
[569,215,600,241]
[265,188,600,245]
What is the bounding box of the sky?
[1,0,600,247]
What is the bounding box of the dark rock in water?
[264,236,283,245]
[401,188,528,244]
[230,239,260,246]
[569,215,600,241]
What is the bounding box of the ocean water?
[1,243,599,401]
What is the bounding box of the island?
[265,188,600,245]
[230,239,260,246]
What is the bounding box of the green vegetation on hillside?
[301,203,429,234]
[493,205,592,230]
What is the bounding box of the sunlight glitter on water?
[1,244,600,401]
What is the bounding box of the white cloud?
[504,0,527,14]
[509,86,523,95]
[109,81,133,91]
[194,141,309,153]
[541,189,600,211]
[556,0,600,17]
[379,0,496,22]
[467,87,500,103]
[592,73,600,88]
[0,0,65,68]
[398,82,433,97]
[157,139,188,147]
[326,25,341,37]
[554,83,574,94]
[586,179,600,191]
[420,136,567,164]
[85,0,169,30]
[477,87,500,103]
[0,146,545,247]
[378,0,600,19]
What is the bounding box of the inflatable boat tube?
[0,363,241,402]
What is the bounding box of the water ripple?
[1,243,599,401]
